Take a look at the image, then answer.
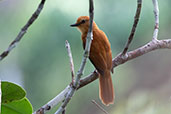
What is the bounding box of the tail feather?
[99,70,114,105]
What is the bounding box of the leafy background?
[0,0,171,113]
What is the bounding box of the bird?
[70,16,114,106]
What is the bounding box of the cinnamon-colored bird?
[71,16,114,105]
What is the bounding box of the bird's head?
[70,16,90,33]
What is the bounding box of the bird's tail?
[99,70,114,106]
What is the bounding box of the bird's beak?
[70,23,80,27]
[70,21,85,27]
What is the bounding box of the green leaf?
[1,81,26,103]
[2,97,33,114]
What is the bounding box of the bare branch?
[33,86,71,114]
[91,100,109,114]
[54,0,94,114]
[65,40,75,83]
[78,71,98,89]
[62,109,65,114]
[113,39,171,68]
[0,0,46,61]
[79,39,171,90]
[122,0,142,55]
[152,0,159,40]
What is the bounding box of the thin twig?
[91,100,109,114]
[152,0,159,40]
[33,86,71,114]
[65,40,75,83]
[122,0,142,55]
[113,39,171,68]
[54,0,94,114]
[78,70,98,89]
[0,0,46,61]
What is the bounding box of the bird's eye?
[81,20,86,23]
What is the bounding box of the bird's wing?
[89,31,109,76]
[89,50,107,76]
[82,29,112,76]
[98,30,112,70]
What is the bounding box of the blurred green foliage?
[0,0,171,114]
